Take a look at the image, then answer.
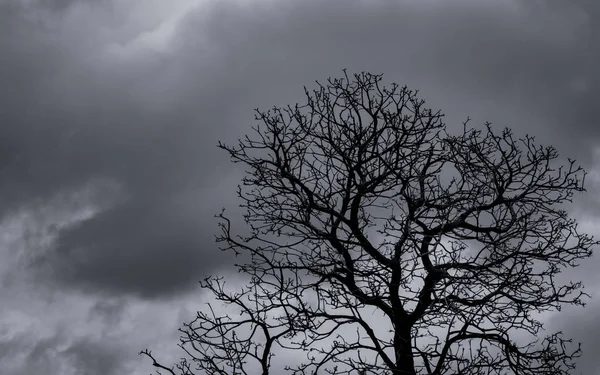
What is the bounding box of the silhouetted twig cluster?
[141,71,596,375]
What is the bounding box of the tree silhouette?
[141,71,596,375]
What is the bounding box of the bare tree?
[141,71,596,375]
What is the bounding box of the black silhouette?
[141,71,596,375]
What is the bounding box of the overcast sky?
[1,0,599,374]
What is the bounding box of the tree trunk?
[393,323,416,375]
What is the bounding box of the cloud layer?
[1,0,598,374]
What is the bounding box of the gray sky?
[0,0,599,374]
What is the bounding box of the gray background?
[0,0,598,374]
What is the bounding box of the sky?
[0,0,599,374]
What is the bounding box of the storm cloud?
[1,0,598,374]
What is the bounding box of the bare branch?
[142,71,596,375]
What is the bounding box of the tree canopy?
[142,71,596,375]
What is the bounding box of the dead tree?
[141,71,596,375]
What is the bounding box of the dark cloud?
[0,330,130,375]
[1,0,246,298]
[1,0,599,373]
[547,296,600,375]
[87,298,127,326]
[170,0,599,161]
[38,195,225,298]
[62,337,129,375]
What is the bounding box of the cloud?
[0,0,599,373]
[1,0,248,298]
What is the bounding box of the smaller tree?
[141,71,596,375]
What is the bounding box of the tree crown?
[142,71,596,375]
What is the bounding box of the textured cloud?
[1,0,598,373]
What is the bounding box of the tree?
[141,71,597,375]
